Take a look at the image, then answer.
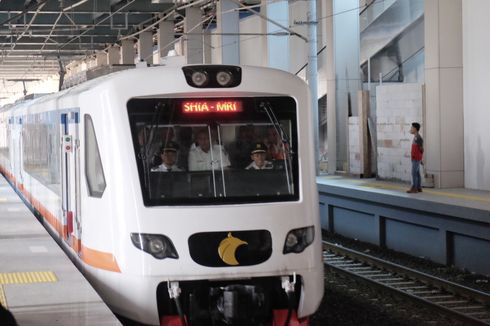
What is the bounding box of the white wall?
[463,0,490,191]
[376,83,423,182]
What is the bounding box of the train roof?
[0,64,306,114]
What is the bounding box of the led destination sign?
[182,100,243,113]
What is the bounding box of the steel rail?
[323,241,490,325]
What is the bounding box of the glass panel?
[23,112,61,194]
[84,114,106,198]
[0,114,10,165]
[128,97,298,206]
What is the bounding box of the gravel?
[310,267,466,326]
[306,232,489,325]
[322,231,490,293]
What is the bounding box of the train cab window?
[127,97,299,206]
[84,114,106,198]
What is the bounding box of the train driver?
[245,142,274,170]
[151,142,183,172]
[188,129,230,171]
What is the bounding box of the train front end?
[109,65,323,325]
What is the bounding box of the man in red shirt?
[407,122,424,193]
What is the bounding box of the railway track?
[323,241,490,325]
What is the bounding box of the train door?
[11,116,23,187]
[61,112,82,252]
[9,117,16,177]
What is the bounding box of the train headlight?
[130,233,179,259]
[148,237,165,254]
[283,226,315,254]
[216,70,233,87]
[191,71,209,87]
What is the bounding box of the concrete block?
[376,83,423,181]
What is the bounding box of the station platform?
[0,176,120,325]
[317,175,490,275]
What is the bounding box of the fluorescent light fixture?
[63,0,89,12]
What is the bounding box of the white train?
[0,64,323,325]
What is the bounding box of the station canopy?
[0,0,180,96]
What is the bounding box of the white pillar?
[185,7,203,64]
[307,0,319,174]
[121,39,135,64]
[326,0,336,174]
[332,0,360,172]
[463,0,490,190]
[138,31,154,64]
[216,0,239,65]
[203,30,212,64]
[266,0,289,71]
[424,0,464,188]
[95,52,107,67]
[259,0,269,67]
[107,46,120,65]
[158,21,174,59]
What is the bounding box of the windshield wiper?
[259,101,293,194]
[140,102,165,188]
[259,101,292,155]
[143,102,165,157]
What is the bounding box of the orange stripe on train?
[81,245,121,273]
[0,164,121,273]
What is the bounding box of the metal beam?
[0,0,201,85]
[0,49,94,54]
[0,73,57,77]
[0,41,110,46]
[2,44,104,51]
[0,61,59,65]
[0,33,119,43]
[0,0,172,13]
[0,10,170,14]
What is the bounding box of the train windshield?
[127,97,299,206]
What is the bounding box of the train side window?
[23,112,61,194]
[84,114,106,198]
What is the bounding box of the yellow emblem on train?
[218,232,248,266]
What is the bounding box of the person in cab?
[264,126,285,160]
[151,142,183,172]
[188,129,230,171]
[246,143,274,170]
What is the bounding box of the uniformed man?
[151,141,183,172]
[245,142,274,170]
[188,129,230,171]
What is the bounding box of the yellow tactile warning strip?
[0,271,57,284]
[361,182,490,203]
[0,285,7,308]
